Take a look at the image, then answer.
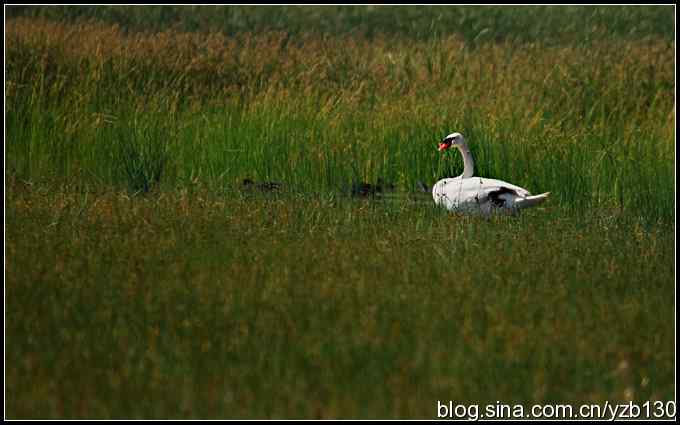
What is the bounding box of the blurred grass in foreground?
[6,185,675,418]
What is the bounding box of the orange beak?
[438,142,452,151]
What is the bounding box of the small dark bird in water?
[351,182,378,197]
[351,178,395,198]
[241,178,282,192]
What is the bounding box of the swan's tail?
[515,192,550,210]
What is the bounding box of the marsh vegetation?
[5,6,675,418]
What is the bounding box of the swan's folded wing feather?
[487,186,517,207]
[473,178,532,198]
[436,177,532,210]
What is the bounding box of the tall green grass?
[6,66,674,222]
[7,96,674,220]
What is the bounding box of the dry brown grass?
[6,17,674,133]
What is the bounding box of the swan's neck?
[456,142,475,178]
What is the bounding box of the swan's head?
[438,132,464,151]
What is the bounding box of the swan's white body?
[433,133,549,215]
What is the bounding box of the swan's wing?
[487,186,518,208]
[444,178,531,198]
[434,177,532,212]
[473,178,531,198]
[433,178,483,210]
[432,178,463,206]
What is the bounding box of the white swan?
[433,133,549,215]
